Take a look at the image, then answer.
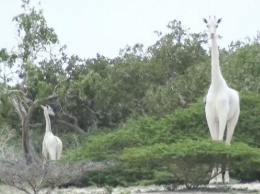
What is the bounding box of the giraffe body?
[203,16,240,184]
[41,105,62,164]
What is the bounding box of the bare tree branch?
[0,158,108,194]
[12,98,25,121]
[61,113,79,125]
[56,119,86,135]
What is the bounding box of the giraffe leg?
[205,114,219,141]
[223,111,239,183]
[226,110,240,145]
[217,112,228,142]
[209,167,218,184]
[206,117,219,184]
[216,166,223,184]
[215,98,229,139]
[209,165,224,184]
[224,168,230,183]
[216,107,229,183]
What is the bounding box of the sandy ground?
[1,183,260,194]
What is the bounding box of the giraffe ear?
[203,18,208,24]
[217,18,222,24]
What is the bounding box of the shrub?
[234,92,260,147]
[120,140,260,188]
[67,92,260,186]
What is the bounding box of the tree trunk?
[22,117,33,165]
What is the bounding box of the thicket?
[0,0,260,191]
[67,92,260,187]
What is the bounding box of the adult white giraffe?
[203,16,240,183]
[41,105,62,165]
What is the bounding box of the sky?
[1,0,260,59]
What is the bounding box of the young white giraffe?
[203,16,240,183]
[41,105,62,164]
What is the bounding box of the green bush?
[234,92,260,147]
[120,140,260,188]
[68,102,208,161]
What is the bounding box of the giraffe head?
[203,16,222,39]
[41,105,55,116]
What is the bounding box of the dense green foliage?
[68,93,260,187]
[0,0,260,189]
[68,102,207,161]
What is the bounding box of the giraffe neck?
[44,109,52,134]
[210,36,225,87]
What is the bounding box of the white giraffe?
[41,105,62,164]
[203,16,240,183]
